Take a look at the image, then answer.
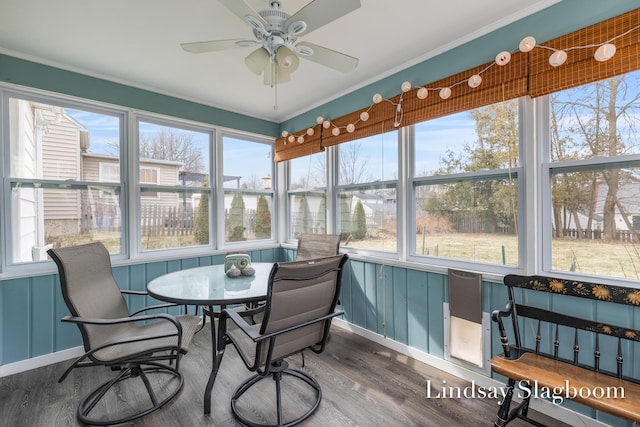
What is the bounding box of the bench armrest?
[491,301,513,358]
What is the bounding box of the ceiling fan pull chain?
[273,61,278,110]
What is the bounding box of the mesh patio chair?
[213,254,348,427]
[48,242,200,426]
[295,233,341,261]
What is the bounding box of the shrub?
[352,200,367,239]
[254,195,271,239]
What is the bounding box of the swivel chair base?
[230,361,322,427]
[77,362,184,426]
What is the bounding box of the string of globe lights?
[281,23,640,145]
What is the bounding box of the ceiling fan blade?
[218,0,268,29]
[296,42,358,73]
[181,39,254,53]
[286,0,361,36]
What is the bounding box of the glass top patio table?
[147,262,274,306]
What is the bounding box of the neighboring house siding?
[41,109,81,223]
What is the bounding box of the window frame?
[286,150,329,240]
[133,114,216,255]
[406,99,525,274]
[218,130,277,249]
[540,85,640,284]
[331,129,401,258]
[1,89,127,269]
[0,85,277,275]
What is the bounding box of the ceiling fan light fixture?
[245,48,270,75]
[276,46,299,72]
[275,67,292,83]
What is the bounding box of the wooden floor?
[0,325,569,426]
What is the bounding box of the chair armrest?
[222,308,261,340]
[120,289,148,296]
[62,312,183,334]
[491,301,513,358]
[129,303,180,316]
[118,289,181,316]
[255,309,344,342]
[58,313,185,382]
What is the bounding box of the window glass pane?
[138,121,210,186]
[337,187,397,252]
[223,136,273,190]
[288,151,327,238]
[222,135,274,244]
[414,179,518,265]
[140,190,209,250]
[137,121,211,250]
[550,72,640,162]
[550,167,640,279]
[224,193,273,242]
[412,100,520,265]
[8,97,123,261]
[290,151,326,189]
[548,71,640,281]
[414,100,519,177]
[10,183,122,263]
[338,131,397,185]
[290,193,327,237]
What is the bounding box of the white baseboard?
[332,319,609,427]
[0,346,83,378]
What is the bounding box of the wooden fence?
[141,205,195,236]
[557,228,639,242]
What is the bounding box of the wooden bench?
[490,274,640,426]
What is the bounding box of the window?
[5,96,124,262]
[137,119,212,251]
[546,71,640,280]
[412,100,520,266]
[222,134,274,243]
[288,151,327,237]
[336,131,398,253]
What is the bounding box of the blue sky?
[67,106,475,186]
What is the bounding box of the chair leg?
[495,379,515,427]
[274,370,283,426]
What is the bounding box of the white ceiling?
[0,0,559,123]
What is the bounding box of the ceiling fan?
[181,0,361,86]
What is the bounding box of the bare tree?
[551,74,640,240]
[339,141,372,185]
[140,129,205,173]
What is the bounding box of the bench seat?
[491,352,640,423]
[490,274,640,426]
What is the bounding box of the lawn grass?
[348,233,640,280]
[53,231,640,281]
